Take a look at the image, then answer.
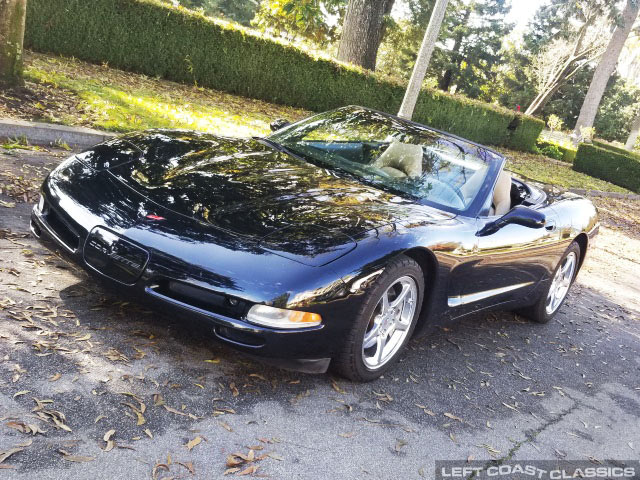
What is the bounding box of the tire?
[518,241,581,324]
[332,255,425,382]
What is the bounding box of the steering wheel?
[426,178,466,209]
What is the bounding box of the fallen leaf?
[229,383,239,397]
[185,436,202,451]
[0,448,23,464]
[444,412,464,423]
[103,429,116,452]
[331,379,346,394]
[59,450,94,463]
[238,465,258,476]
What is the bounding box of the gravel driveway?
[1,147,639,479]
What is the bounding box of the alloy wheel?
[362,276,418,370]
[545,252,577,315]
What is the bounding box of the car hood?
[80,130,451,266]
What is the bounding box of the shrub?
[546,114,563,132]
[574,144,640,192]
[591,140,640,160]
[536,139,577,164]
[25,0,544,151]
[537,140,563,161]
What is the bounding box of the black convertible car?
[31,106,598,381]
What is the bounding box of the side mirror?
[477,205,546,237]
[270,119,291,132]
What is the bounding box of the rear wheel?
[332,255,424,382]
[519,242,580,324]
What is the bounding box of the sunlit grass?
[22,53,309,137]
[500,148,631,194]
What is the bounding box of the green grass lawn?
[0,52,631,194]
[3,53,309,138]
[499,148,632,194]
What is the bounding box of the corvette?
[31,106,598,381]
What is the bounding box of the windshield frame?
[267,106,506,218]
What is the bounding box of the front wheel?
[519,242,581,324]
[332,255,424,382]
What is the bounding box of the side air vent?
[147,280,248,319]
[44,204,80,251]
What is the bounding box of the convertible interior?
[297,138,546,215]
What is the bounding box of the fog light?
[246,304,322,329]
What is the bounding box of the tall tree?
[377,0,511,100]
[337,0,395,70]
[436,0,511,95]
[0,0,27,86]
[625,111,640,150]
[398,0,450,119]
[253,0,345,43]
[524,2,611,116]
[573,0,640,141]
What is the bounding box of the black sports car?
[31,106,599,381]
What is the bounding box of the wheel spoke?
[363,321,380,349]
[380,290,390,315]
[390,283,411,309]
[375,334,387,364]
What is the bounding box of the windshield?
[268,107,503,213]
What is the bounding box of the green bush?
[591,140,640,160]
[536,139,577,164]
[574,144,640,192]
[536,140,564,161]
[25,0,544,150]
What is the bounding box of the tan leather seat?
[490,170,512,216]
[373,141,423,178]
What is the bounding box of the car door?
[447,205,563,317]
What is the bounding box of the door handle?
[545,219,556,231]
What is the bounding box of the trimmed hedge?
[25,0,544,150]
[574,144,640,193]
[592,140,640,160]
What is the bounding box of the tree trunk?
[398,0,450,120]
[573,0,640,142]
[0,0,27,85]
[525,12,597,117]
[625,111,640,151]
[525,83,564,116]
[337,0,395,71]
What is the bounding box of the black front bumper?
[30,207,333,373]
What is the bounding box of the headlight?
[37,195,45,212]
[246,305,322,329]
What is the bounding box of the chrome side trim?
[448,281,534,307]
